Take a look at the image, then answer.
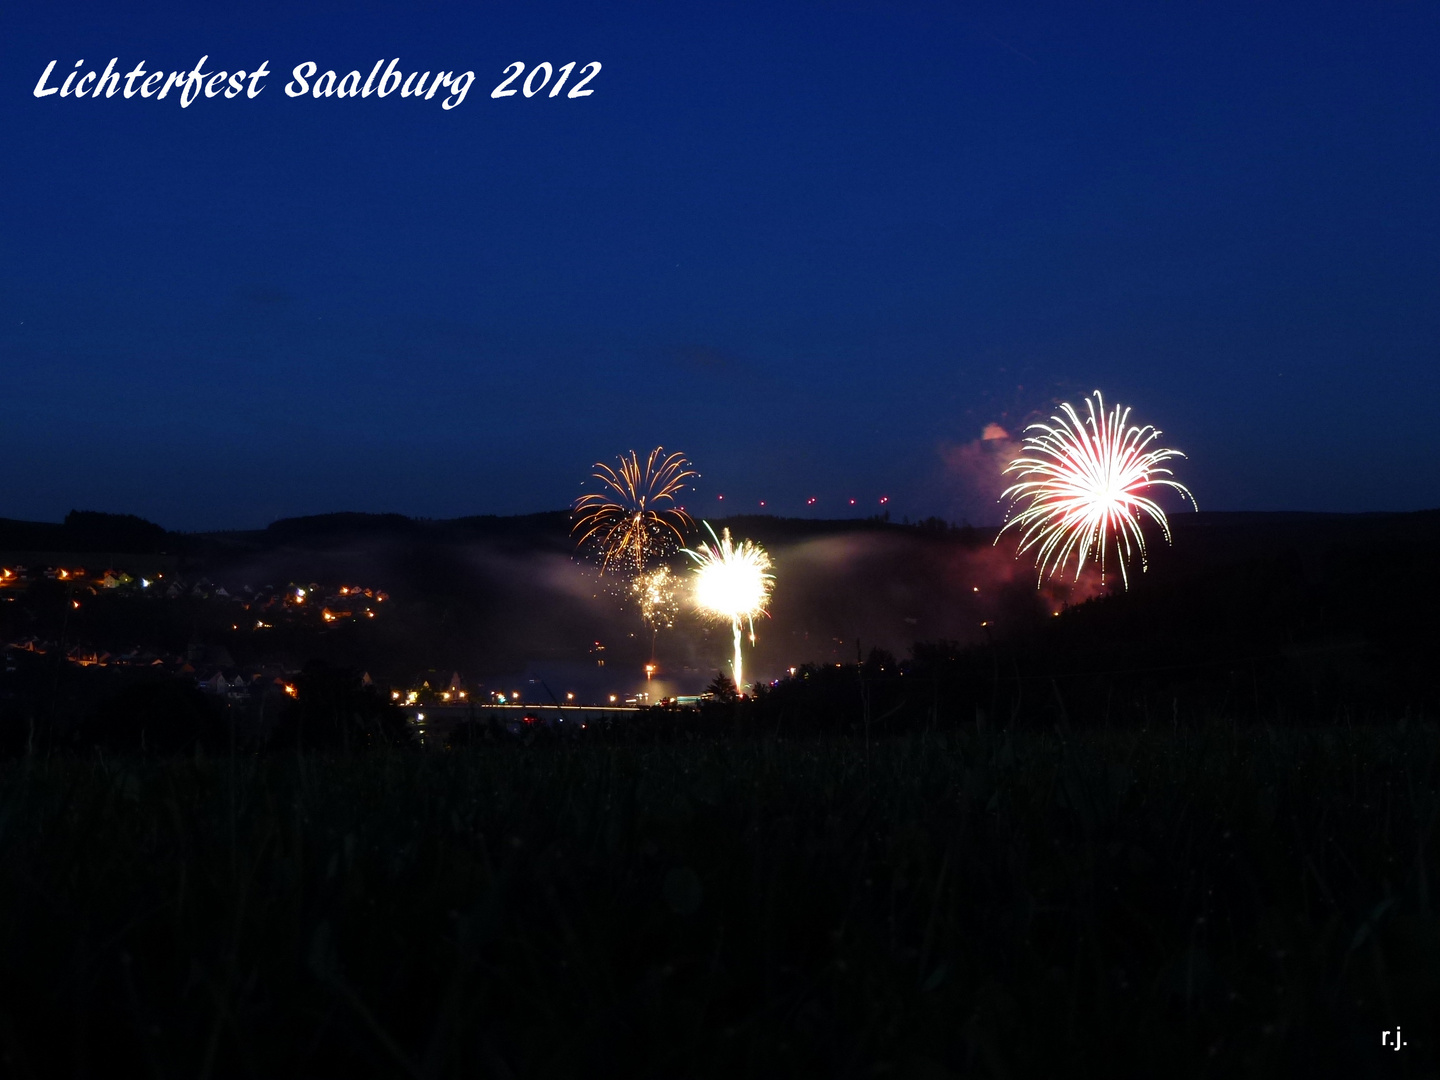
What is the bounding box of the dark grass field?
[1,723,1437,1079]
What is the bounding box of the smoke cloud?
[177,514,1117,698]
[939,422,1022,526]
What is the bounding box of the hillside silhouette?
[1,507,1436,728]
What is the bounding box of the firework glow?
[573,448,697,573]
[631,564,681,630]
[997,390,1196,588]
[685,523,775,693]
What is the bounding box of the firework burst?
[573,448,697,573]
[997,391,1196,588]
[631,564,681,630]
[685,523,774,693]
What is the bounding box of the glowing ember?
[997,390,1196,588]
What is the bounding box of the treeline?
[0,509,177,554]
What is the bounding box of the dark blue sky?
[3,2,1437,530]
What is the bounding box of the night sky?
[3,2,1437,531]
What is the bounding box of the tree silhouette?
[706,671,739,703]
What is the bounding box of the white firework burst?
[684,523,774,693]
[997,391,1196,588]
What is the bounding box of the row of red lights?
[708,495,891,508]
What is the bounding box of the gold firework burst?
[573,447,697,573]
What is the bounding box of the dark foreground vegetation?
[1,723,1436,1079]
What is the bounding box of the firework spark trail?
[572,448,697,573]
[685,523,774,693]
[996,391,1196,588]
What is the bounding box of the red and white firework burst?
[997,391,1196,588]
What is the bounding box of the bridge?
[405,701,642,744]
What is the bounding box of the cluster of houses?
[0,563,171,593]
[1,560,398,706]
[4,636,304,701]
[0,560,389,630]
[150,578,392,630]
[224,582,391,628]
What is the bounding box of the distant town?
[0,549,706,744]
